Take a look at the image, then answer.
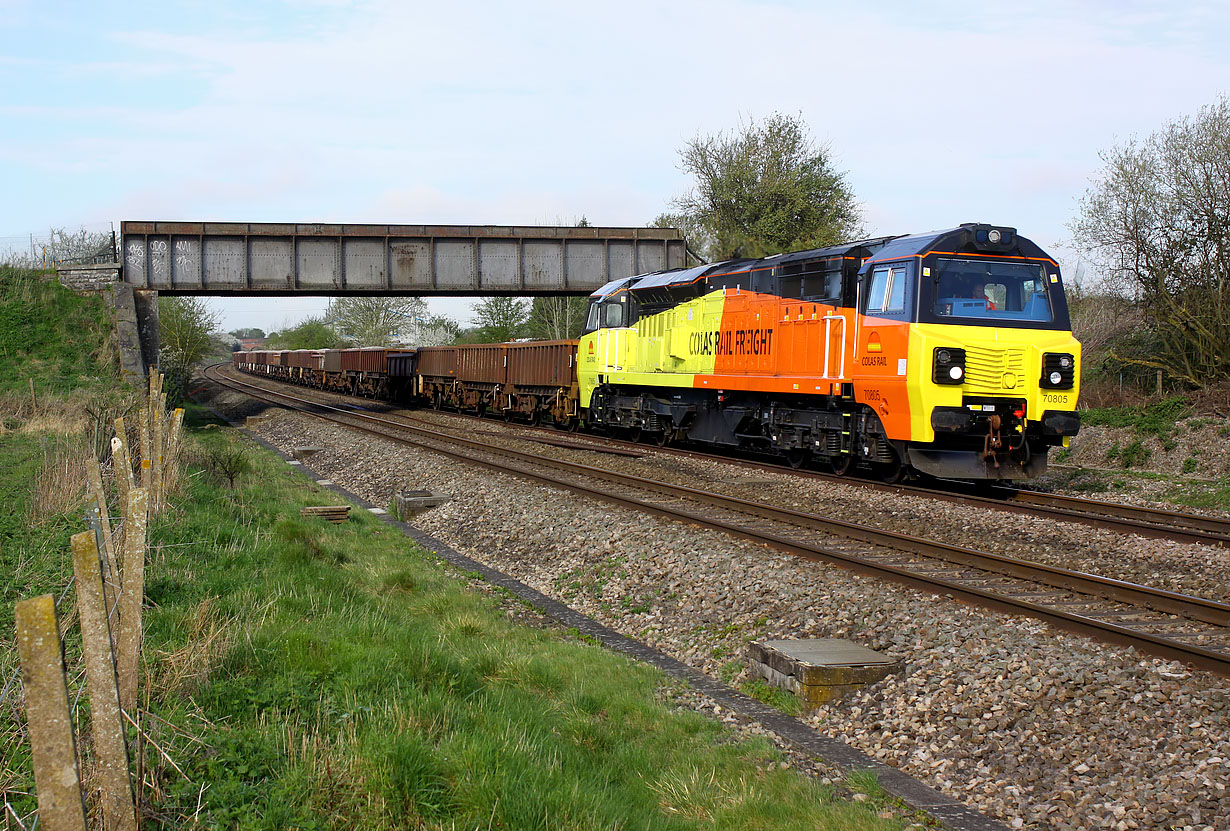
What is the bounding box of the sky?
[2,0,1228,332]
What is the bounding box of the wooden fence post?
[113,416,135,514]
[152,398,165,511]
[116,487,149,716]
[71,532,138,831]
[163,408,185,498]
[85,456,120,619]
[14,595,88,831]
[138,408,151,491]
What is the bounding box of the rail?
[204,364,1230,677]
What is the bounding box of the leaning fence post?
[85,456,120,619]
[71,532,138,831]
[83,504,119,647]
[15,595,88,831]
[151,401,164,511]
[116,487,149,716]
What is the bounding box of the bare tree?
[2,226,116,267]
[1071,96,1230,386]
[525,296,588,340]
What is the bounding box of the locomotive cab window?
[932,258,1053,323]
[583,300,602,334]
[864,266,908,314]
[602,301,626,328]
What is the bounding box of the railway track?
[204,364,1230,677]
[301,378,1230,548]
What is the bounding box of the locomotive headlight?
[987,229,1002,243]
[933,346,967,385]
[1042,352,1076,390]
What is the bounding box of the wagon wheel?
[432,391,443,411]
[503,408,514,423]
[829,453,854,477]
[784,448,810,469]
[528,406,542,426]
[566,416,581,433]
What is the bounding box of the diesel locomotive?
[235,222,1081,481]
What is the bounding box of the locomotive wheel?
[875,450,907,484]
[877,460,907,484]
[628,426,644,444]
[830,454,854,476]
[785,448,809,469]
[655,429,673,448]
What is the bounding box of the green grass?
[0,266,118,396]
[1163,476,1230,511]
[738,679,802,717]
[5,409,903,829]
[0,434,82,629]
[1080,396,1191,438]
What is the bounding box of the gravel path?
[199,386,1230,831]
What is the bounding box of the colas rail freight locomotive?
[234,222,1081,482]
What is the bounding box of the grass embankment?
[0,266,124,624]
[4,390,902,826]
[138,415,900,828]
[1050,396,1230,508]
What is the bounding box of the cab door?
[854,263,913,438]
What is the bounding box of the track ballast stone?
[211,391,1227,831]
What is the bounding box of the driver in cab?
[970,282,997,311]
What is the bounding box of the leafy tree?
[160,296,220,367]
[470,296,528,342]
[325,296,427,346]
[229,327,266,339]
[1071,96,1230,386]
[525,296,589,340]
[668,112,862,260]
[419,314,462,346]
[267,317,343,349]
[159,296,221,403]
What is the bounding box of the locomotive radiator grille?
[962,346,1026,394]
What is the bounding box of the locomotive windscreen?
[932,258,1053,322]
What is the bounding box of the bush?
[192,439,252,488]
